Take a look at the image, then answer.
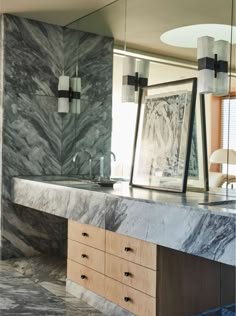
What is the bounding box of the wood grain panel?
[105,253,157,297]
[158,247,221,316]
[67,259,105,297]
[68,239,105,274]
[68,220,105,251]
[106,231,157,270]
[104,276,156,316]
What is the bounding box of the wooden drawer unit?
[68,239,105,274]
[67,259,105,297]
[105,253,157,297]
[106,231,157,270]
[68,220,105,251]
[104,276,156,316]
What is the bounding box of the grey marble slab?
[0,259,105,316]
[12,177,236,266]
[0,14,114,260]
[61,113,77,175]
[0,14,4,252]
[62,31,113,177]
[1,200,67,259]
[63,27,80,78]
[3,14,63,97]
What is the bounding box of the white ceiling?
[0,0,115,26]
[69,0,236,68]
[0,0,235,71]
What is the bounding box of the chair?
[209,149,236,188]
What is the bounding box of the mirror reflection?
[67,0,236,193]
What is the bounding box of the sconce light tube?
[122,56,136,103]
[58,75,70,113]
[197,36,214,94]
[213,40,229,96]
[70,77,81,113]
[135,59,150,102]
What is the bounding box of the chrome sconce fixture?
[197,36,229,96]
[122,57,150,103]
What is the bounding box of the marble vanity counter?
[11,176,236,266]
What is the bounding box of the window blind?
[221,97,236,174]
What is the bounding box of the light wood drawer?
[68,220,105,251]
[105,253,157,297]
[105,277,156,316]
[67,259,104,297]
[106,231,157,270]
[68,239,105,274]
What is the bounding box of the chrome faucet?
[110,151,116,162]
[99,151,116,179]
[72,149,93,179]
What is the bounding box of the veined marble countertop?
[12,176,236,266]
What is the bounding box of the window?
[221,97,236,174]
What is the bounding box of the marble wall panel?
[1,201,67,259]
[0,15,65,259]
[62,30,113,177]
[4,14,63,96]
[61,114,77,175]
[0,15,4,257]
[2,93,62,200]
[63,27,80,78]
[0,14,114,259]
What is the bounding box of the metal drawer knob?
[82,232,88,237]
[81,254,87,258]
[124,297,130,302]
[80,275,86,279]
[124,272,130,277]
[124,247,131,252]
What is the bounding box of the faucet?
[72,149,93,179]
[99,151,116,179]
[110,151,116,162]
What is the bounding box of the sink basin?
[46,179,94,186]
[199,200,236,207]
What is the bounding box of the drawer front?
[104,277,156,316]
[68,220,105,251]
[105,253,157,297]
[68,239,105,274]
[67,259,104,297]
[106,231,157,270]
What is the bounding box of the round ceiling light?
[160,24,236,48]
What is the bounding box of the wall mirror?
[67,0,236,195]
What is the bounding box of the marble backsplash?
[0,15,4,249]
[0,14,113,259]
[62,28,113,177]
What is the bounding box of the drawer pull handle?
[124,247,131,252]
[81,254,87,258]
[124,272,130,277]
[80,275,87,279]
[124,297,130,302]
[82,232,88,237]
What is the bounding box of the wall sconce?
[58,75,81,113]
[197,36,229,96]
[122,56,149,103]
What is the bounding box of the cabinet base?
[66,279,135,316]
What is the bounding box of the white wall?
[111,54,212,178]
